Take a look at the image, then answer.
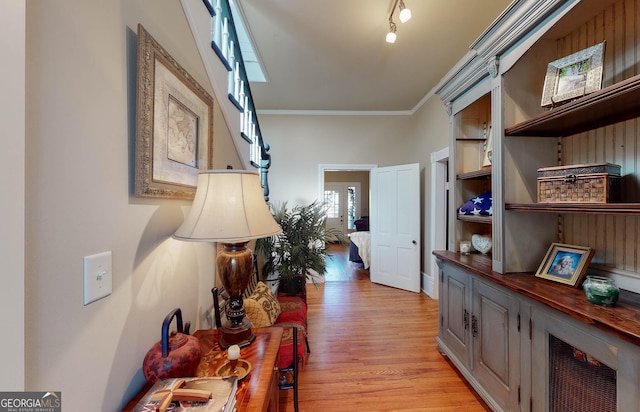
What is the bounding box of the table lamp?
[173,170,281,348]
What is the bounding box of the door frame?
[428,147,448,299]
[318,164,378,204]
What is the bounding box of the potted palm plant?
[255,200,345,296]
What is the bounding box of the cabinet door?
[472,278,520,411]
[439,263,471,367]
[531,305,640,412]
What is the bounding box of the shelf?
[457,214,492,224]
[505,74,640,137]
[506,203,640,215]
[457,168,492,180]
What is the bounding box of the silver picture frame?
[541,41,605,108]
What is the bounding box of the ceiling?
[235,0,514,113]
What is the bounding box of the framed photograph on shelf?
[540,41,605,108]
[135,24,214,199]
[535,243,595,287]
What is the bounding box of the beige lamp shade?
[173,170,281,243]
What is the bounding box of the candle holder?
[460,240,471,255]
[215,344,252,380]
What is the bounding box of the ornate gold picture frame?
[135,24,214,199]
[535,243,594,287]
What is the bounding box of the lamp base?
[219,317,256,349]
[217,241,256,349]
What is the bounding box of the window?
[324,190,340,219]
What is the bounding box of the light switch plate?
[83,251,112,305]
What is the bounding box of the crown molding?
[256,109,414,116]
[436,0,580,105]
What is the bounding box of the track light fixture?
[398,0,412,23]
[386,20,397,43]
[385,0,412,43]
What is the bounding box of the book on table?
[131,376,238,412]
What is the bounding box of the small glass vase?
[583,275,619,307]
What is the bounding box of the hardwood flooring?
[278,244,490,411]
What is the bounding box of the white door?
[324,182,361,235]
[370,163,420,293]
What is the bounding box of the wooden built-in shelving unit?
[506,203,640,215]
[505,73,640,137]
[504,73,640,215]
[456,168,492,180]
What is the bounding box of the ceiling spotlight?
[386,20,397,43]
[398,0,412,23]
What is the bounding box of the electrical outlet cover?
[83,251,112,305]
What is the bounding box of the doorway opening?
[319,164,377,282]
[428,148,448,299]
[319,164,376,227]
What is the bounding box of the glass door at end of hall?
[323,182,361,236]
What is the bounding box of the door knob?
[412,240,417,245]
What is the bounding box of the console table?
[122,327,283,412]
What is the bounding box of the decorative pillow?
[244,281,281,328]
[458,190,493,216]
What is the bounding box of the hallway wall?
[258,95,450,292]
[21,1,240,409]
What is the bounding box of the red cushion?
[278,327,306,370]
[275,296,307,327]
[274,296,308,370]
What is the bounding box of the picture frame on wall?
[535,243,595,287]
[540,41,605,108]
[135,24,214,200]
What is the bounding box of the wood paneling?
[557,0,640,276]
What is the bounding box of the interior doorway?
[318,163,377,220]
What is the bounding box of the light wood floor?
[278,244,491,411]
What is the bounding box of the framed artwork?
[535,243,595,287]
[540,41,605,108]
[135,24,214,199]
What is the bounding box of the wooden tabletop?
[122,327,283,412]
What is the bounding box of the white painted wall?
[0,0,26,391]
[259,96,450,292]
[21,1,241,410]
[412,97,451,297]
